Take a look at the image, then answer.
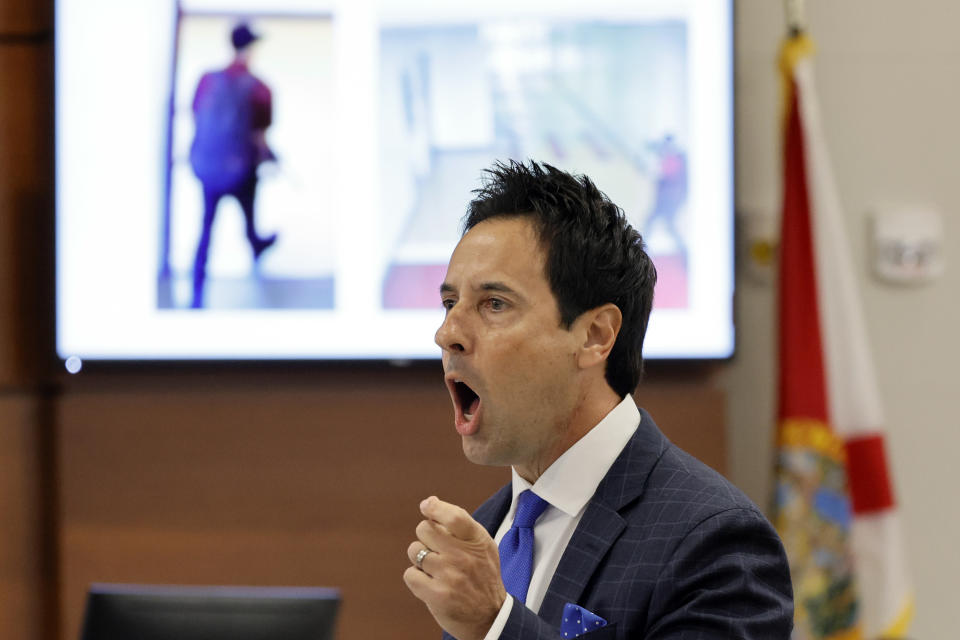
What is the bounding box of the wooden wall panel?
[57,369,725,640]
[57,368,501,640]
[0,39,54,386]
[0,0,51,33]
[0,394,44,640]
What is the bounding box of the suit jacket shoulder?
[621,409,769,532]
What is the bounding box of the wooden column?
[0,1,55,639]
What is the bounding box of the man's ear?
[576,304,622,370]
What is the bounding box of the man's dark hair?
[464,160,657,398]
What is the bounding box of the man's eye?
[487,298,506,311]
[441,298,456,311]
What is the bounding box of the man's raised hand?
[404,496,507,640]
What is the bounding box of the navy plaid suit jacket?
[442,408,793,640]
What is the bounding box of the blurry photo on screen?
[162,12,336,311]
[378,20,691,310]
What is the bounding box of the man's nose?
[435,306,469,353]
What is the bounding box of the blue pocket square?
[560,603,607,638]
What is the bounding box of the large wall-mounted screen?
[56,0,733,363]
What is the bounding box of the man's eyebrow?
[477,281,519,295]
[439,281,521,296]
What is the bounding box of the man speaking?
[404,161,793,639]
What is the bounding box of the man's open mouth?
[447,377,482,435]
[455,380,480,419]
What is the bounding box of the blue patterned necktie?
[498,490,550,604]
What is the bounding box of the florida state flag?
[773,33,913,640]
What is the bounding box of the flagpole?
[785,0,806,36]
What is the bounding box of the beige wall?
[728,3,960,638]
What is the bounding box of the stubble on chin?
[461,435,498,467]
[460,426,513,469]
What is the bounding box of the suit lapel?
[537,408,670,624]
[537,500,625,622]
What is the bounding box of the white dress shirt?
[481,395,641,640]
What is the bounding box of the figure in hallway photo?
[189,21,278,309]
[643,134,688,259]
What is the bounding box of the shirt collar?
[509,395,641,518]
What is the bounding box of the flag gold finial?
[778,33,815,131]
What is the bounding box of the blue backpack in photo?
[189,70,258,192]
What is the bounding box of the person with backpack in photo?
[189,21,278,309]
